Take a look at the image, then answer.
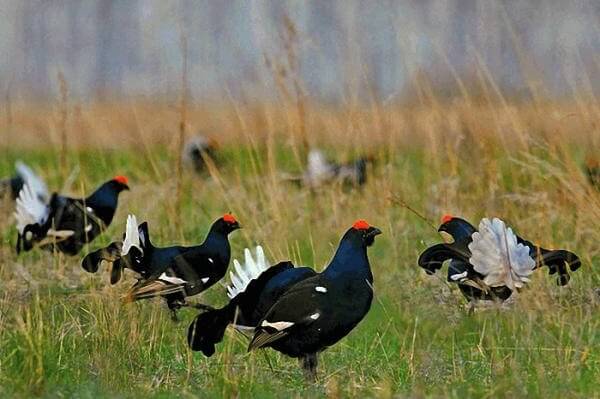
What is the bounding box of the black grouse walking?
[15,175,129,255]
[82,214,240,319]
[188,220,381,380]
[418,215,581,304]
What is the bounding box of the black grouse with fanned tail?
[82,214,240,319]
[418,215,582,303]
[188,220,381,381]
[15,175,129,256]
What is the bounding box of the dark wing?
[187,261,301,357]
[248,276,323,351]
[517,237,582,286]
[125,246,218,302]
[81,241,122,274]
[417,241,472,275]
[37,197,105,255]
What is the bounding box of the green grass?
[0,143,598,398]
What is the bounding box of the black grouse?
[0,161,48,202]
[15,175,129,256]
[82,214,240,319]
[183,135,218,174]
[188,220,381,381]
[285,149,372,188]
[418,215,581,304]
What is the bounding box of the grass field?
[0,100,599,398]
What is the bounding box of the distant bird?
[285,149,372,188]
[0,161,48,202]
[82,214,240,320]
[418,215,581,305]
[188,220,382,381]
[585,157,600,189]
[15,176,129,256]
[183,135,218,174]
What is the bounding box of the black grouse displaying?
[188,220,381,381]
[0,161,48,201]
[285,149,372,188]
[82,214,240,319]
[15,175,129,256]
[418,215,581,304]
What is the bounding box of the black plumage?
[16,176,129,256]
[82,214,240,319]
[188,220,381,381]
[418,215,581,304]
[0,175,24,200]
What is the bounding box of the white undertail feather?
[15,161,49,202]
[158,273,187,285]
[14,183,49,234]
[227,246,269,299]
[468,218,535,290]
[121,214,142,256]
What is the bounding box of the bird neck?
[85,183,120,225]
[203,230,231,262]
[448,222,477,242]
[323,239,372,282]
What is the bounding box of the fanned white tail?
[227,246,269,299]
[468,218,535,290]
[121,214,142,256]
[15,161,49,203]
[14,183,49,234]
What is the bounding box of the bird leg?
[188,303,215,312]
[169,309,179,322]
[300,353,319,382]
[467,301,476,315]
[166,299,183,322]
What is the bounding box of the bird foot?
[300,353,319,383]
[170,309,180,322]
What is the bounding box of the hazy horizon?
[1,0,598,102]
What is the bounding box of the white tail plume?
[227,246,269,299]
[121,214,142,256]
[15,161,49,203]
[468,218,535,290]
[14,183,49,233]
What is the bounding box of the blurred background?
[1,0,598,102]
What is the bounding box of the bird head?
[212,213,241,235]
[350,219,382,247]
[438,215,477,242]
[111,175,130,191]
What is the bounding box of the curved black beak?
[366,226,382,238]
